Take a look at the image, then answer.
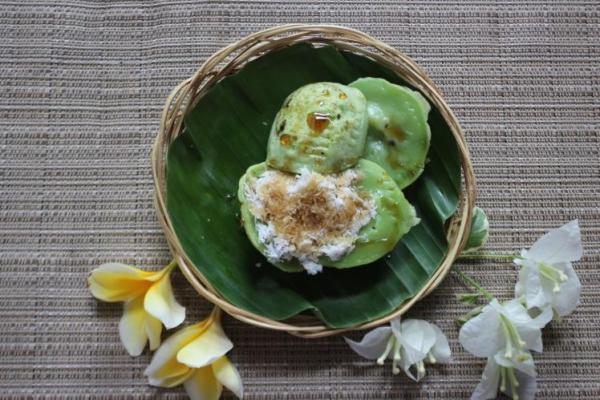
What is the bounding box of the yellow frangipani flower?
[87,261,185,356]
[145,308,243,400]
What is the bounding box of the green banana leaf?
[166,43,460,328]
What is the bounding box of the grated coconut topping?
[244,167,376,274]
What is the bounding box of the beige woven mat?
[1,1,598,399]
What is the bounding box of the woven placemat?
[0,1,598,399]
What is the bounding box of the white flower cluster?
[460,220,583,400]
[344,220,583,400]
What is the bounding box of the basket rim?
[151,24,477,338]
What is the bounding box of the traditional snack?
[239,78,430,274]
[267,82,368,174]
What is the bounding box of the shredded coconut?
[287,167,313,195]
[244,167,376,275]
[321,242,354,261]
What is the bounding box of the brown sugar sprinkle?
[246,168,375,257]
[279,134,293,146]
[306,112,331,133]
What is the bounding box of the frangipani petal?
[144,272,185,329]
[344,327,392,360]
[150,369,195,389]
[526,220,582,264]
[146,314,163,351]
[459,301,504,357]
[88,278,147,303]
[470,357,500,400]
[429,324,452,363]
[88,262,171,302]
[183,367,223,400]
[177,318,233,368]
[91,262,161,282]
[119,296,150,356]
[88,263,153,302]
[212,356,244,399]
[145,321,206,385]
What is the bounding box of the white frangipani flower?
[345,317,451,381]
[459,298,552,362]
[515,220,583,318]
[471,351,537,400]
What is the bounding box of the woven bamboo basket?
[151,24,476,339]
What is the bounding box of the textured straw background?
[1,1,599,399]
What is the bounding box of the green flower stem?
[457,252,523,261]
[453,266,495,301]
